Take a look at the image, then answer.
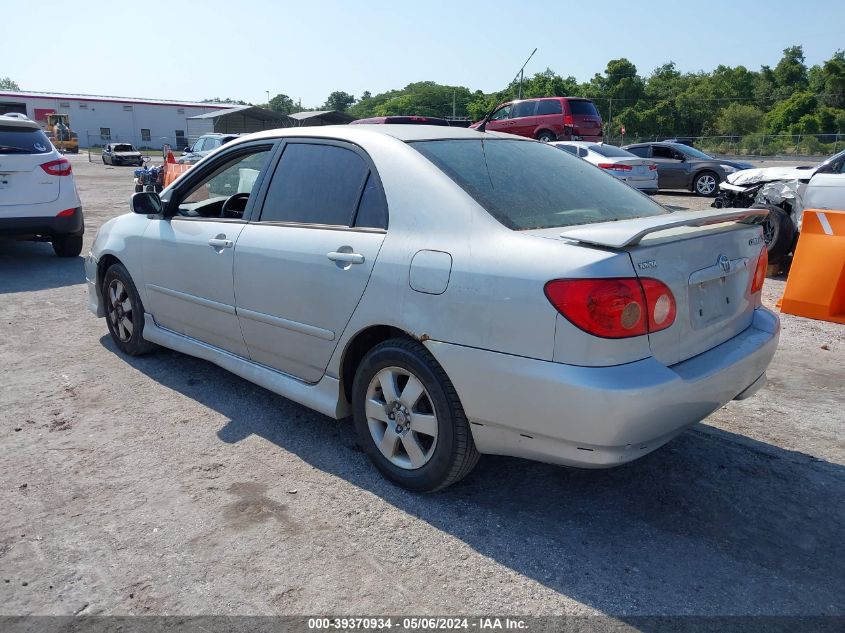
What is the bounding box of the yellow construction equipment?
[44,113,79,154]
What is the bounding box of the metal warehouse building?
[0,90,234,150]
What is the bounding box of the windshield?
[113,144,136,152]
[677,145,713,160]
[589,144,635,158]
[411,139,667,230]
[0,125,52,154]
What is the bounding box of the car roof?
[0,114,41,130]
[234,124,526,144]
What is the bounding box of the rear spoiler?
[559,208,770,248]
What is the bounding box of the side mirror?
[182,149,191,156]
[131,191,163,215]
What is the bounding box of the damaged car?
[713,149,845,264]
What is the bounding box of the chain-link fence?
[81,132,198,152]
[604,132,843,159]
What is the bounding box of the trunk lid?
[0,154,61,206]
[559,209,768,366]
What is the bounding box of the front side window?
[412,139,666,230]
[259,143,370,226]
[489,105,511,121]
[176,147,272,218]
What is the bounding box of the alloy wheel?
[107,279,134,342]
[696,174,717,195]
[365,366,438,470]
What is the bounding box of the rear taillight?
[648,164,658,171]
[544,277,676,339]
[55,208,76,217]
[750,245,768,294]
[598,163,632,171]
[563,114,574,126]
[40,158,72,176]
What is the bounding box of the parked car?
[85,125,778,491]
[351,116,451,126]
[0,113,84,257]
[470,97,603,142]
[622,142,755,196]
[177,133,242,164]
[552,141,658,194]
[102,143,144,166]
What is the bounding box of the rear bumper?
[0,206,84,238]
[426,307,780,468]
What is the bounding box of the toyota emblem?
[718,254,731,274]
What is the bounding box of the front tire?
[103,263,158,356]
[761,204,795,265]
[352,338,479,492]
[693,170,719,197]
[52,235,82,257]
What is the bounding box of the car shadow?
[103,337,845,619]
[0,239,85,293]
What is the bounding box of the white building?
[0,90,234,149]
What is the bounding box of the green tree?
[0,76,20,90]
[715,103,764,135]
[773,45,808,97]
[268,93,296,115]
[765,91,817,133]
[323,91,355,112]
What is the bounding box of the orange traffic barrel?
[780,209,845,324]
[163,161,192,187]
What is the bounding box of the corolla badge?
[718,254,731,273]
[34,143,47,152]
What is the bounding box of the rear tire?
[693,170,719,196]
[103,263,158,356]
[536,130,557,143]
[761,205,795,265]
[52,235,82,257]
[352,338,480,492]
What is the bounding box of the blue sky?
[2,0,843,106]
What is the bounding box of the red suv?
[471,97,603,142]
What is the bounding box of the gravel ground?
[1,154,843,618]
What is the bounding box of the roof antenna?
[478,47,537,133]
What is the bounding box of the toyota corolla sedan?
[85,125,779,491]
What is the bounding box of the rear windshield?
[0,125,52,154]
[411,139,667,230]
[113,144,136,152]
[589,144,635,158]
[568,100,599,116]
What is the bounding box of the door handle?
[327,251,365,264]
[208,237,233,249]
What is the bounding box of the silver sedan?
[552,141,659,194]
[85,125,779,491]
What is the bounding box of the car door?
[509,100,539,138]
[484,104,514,134]
[142,141,277,357]
[233,140,388,382]
[104,144,112,164]
[650,145,687,188]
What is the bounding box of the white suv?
[0,113,84,256]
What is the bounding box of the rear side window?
[568,100,599,116]
[0,125,52,154]
[511,101,538,118]
[590,144,636,158]
[412,139,666,230]
[537,100,562,115]
[354,173,388,229]
[652,146,680,159]
[626,146,650,158]
[260,143,369,226]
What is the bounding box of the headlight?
[720,164,737,174]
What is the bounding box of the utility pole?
[516,48,538,100]
[452,90,456,119]
[607,97,612,142]
[265,90,270,103]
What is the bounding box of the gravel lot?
[1,153,843,618]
